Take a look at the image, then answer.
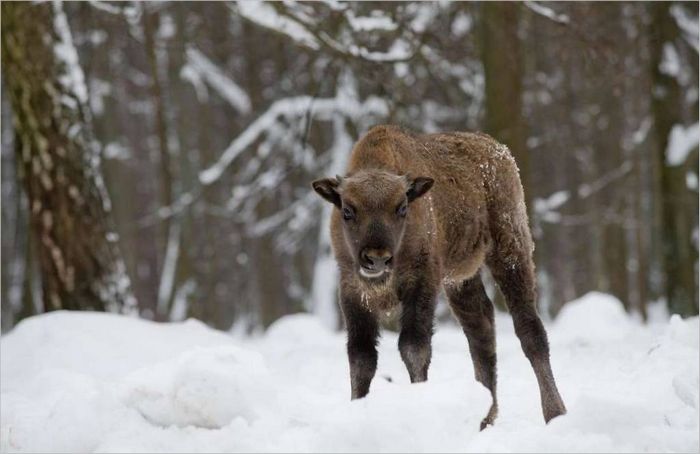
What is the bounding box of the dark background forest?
[1,1,698,333]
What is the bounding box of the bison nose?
[361,249,393,270]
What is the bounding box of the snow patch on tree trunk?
[666,123,700,166]
[52,1,88,105]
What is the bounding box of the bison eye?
[397,203,408,217]
[342,207,355,221]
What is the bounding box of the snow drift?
[1,293,698,453]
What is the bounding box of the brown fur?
[312,125,566,428]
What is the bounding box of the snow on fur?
[1,293,698,453]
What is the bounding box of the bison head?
[312,170,433,281]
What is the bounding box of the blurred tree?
[481,2,526,311]
[1,2,136,313]
[650,2,699,317]
[481,2,528,203]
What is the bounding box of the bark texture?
[1,2,136,313]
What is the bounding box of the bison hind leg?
[487,243,567,424]
[445,273,498,430]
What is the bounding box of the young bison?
[312,125,566,429]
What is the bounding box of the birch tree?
[1,1,136,313]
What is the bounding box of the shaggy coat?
[312,125,566,429]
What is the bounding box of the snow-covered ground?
[1,292,698,453]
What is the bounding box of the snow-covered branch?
[233,0,424,63]
[345,10,398,32]
[198,93,387,185]
[670,4,699,53]
[577,161,633,198]
[534,161,634,224]
[246,192,316,238]
[86,1,142,26]
[140,69,386,258]
[235,1,320,50]
[183,47,251,114]
[534,190,570,223]
[523,1,570,25]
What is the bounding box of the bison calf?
[312,125,566,429]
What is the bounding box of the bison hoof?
[479,404,498,431]
[544,402,567,424]
[479,418,492,431]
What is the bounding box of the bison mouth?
[359,266,390,280]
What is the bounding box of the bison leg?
[398,279,437,383]
[341,292,380,399]
[445,274,498,430]
[488,253,566,423]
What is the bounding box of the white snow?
[666,122,700,166]
[687,171,699,191]
[535,191,570,212]
[88,78,111,116]
[345,10,398,32]
[661,43,682,78]
[1,293,698,453]
[52,1,89,105]
[451,12,472,37]
[103,142,131,161]
[184,47,251,115]
[170,279,195,322]
[523,1,570,25]
[631,116,652,146]
[235,1,418,63]
[534,190,569,223]
[156,222,181,318]
[671,4,700,53]
[180,65,209,102]
[351,38,413,62]
[406,2,440,34]
[235,1,320,50]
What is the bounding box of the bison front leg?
[341,291,380,399]
[398,277,438,383]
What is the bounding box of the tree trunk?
[649,2,699,317]
[481,2,528,311]
[1,1,137,313]
[482,2,529,203]
[142,4,180,320]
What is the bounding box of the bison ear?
[312,177,342,208]
[406,176,434,202]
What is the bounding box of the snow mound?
[307,379,490,453]
[553,291,633,341]
[264,312,334,345]
[667,313,700,349]
[0,311,234,388]
[119,346,274,429]
[1,297,698,453]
